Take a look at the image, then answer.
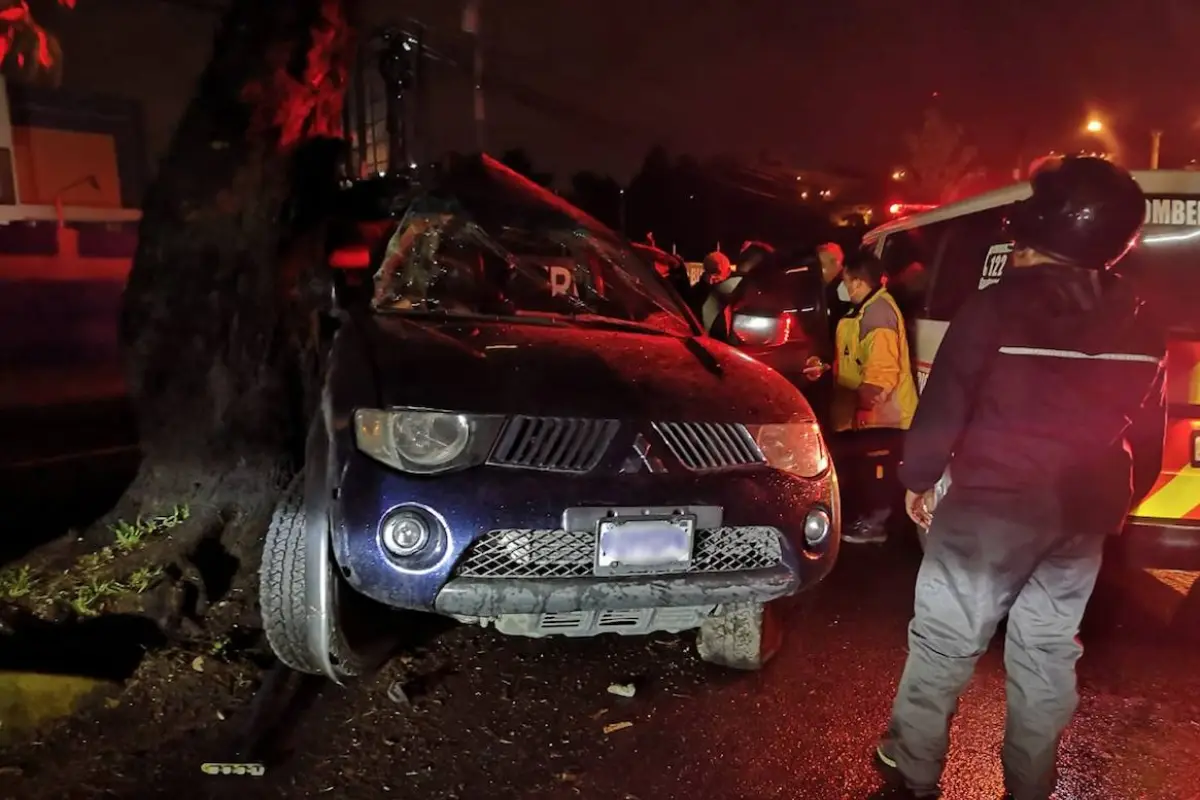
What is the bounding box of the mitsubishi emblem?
[619,433,666,474]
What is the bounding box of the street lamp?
[1081,116,1122,165]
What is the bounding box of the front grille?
[453,526,783,579]
[487,416,619,473]
[652,422,766,470]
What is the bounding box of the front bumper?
[1113,517,1200,571]
[434,563,797,617]
[330,452,839,614]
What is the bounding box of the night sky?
[40,0,1200,184]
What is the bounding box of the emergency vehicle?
[863,172,1200,569]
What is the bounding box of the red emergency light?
[888,202,937,217]
[327,220,394,269]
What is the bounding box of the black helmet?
[1005,156,1145,270]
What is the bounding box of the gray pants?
[882,495,1106,799]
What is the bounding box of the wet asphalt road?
[4,399,1200,799]
[240,546,1200,800]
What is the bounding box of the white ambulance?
[863,172,1200,568]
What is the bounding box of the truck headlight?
[747,421,829,478]
[354,408,504,474]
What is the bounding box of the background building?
[0,76,145,366]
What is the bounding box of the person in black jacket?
[817,241,851,340]
[871,157,1168,800]
[706,242,777,339]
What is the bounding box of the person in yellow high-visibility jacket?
[830,252,919,544]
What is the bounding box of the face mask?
[836,282,851,302]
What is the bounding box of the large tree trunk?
[108,0,358,606]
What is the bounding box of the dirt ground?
[0,581,717,800]
[5,545,1200,800]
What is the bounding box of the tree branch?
[0,0,72,84]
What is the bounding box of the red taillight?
[329,245,371,269]
[731,311,797,347]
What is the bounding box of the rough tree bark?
[109,0,358,601]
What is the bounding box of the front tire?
[695,602,783,670]
[260,475,321,674]
[259,473,368,678]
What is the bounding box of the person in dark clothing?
[796,242,849,425]
[697,250,734,330]
[872,156,1168,800]
[632,243,693,306]
[737,240,776,277]
[817,242,851,342]
[706,242,777,339]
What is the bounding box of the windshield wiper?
[556,314,679,336]
[684,336,723,377]
[375,307,569,327]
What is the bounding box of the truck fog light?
[803,507,831,547]
[381,510,431,557]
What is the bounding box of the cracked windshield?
[370,165,692,337]
[1,0,1198,799]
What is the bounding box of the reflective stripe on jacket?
[832,287,918,432]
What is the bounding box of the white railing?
[0,204,141,224]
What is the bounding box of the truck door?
[722,257,831,421]
[1122,212,1200,530]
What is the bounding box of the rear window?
[727,257,829,347]
[1123,228,1200,337]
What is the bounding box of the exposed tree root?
[6,453,297,642]
[104,457,295,627]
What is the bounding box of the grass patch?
[2,506,186,615]
[209,635,231,658]
[127,566,165,594]
[66,567,165,617]
[108,505,190,553]
[70,578,126,616]
[0,565,38,600]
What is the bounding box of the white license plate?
[596,518,694,574]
